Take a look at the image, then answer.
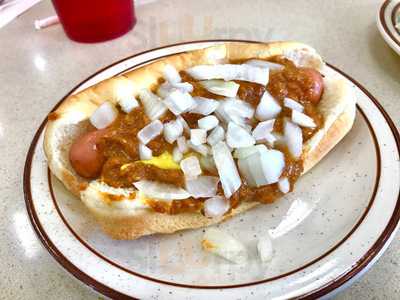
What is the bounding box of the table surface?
[1,0,399,299]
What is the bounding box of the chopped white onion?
[233,144,266,159]
[199,155,218,174]
[177,136,189,153]
[187,64,269,85]
[215,98,254,126]
[278,177,290,194]
[284,97,304,112]
[172,146,183,163]
[252,119,275,142]
[212,141,242,198]
[137,120,163,145]
[163,119,183,144]
[204,196,230,218]
[255,91,281,121]
[207,125,225,146]
[187,141,211,156]
[185,176,219,198]
[226,122,256,149]
[139,143,153,160]
[257,234,274,262]
[245,59,284,71]
[284,120,303,159]
[115,81,139,113]
[158,82,194,98]
[292,110,317,128]
[264,133,277,146]
[238,146,285,187]
[190,128,207,146]
[164,89,197,115]
[163,64,181,83]
[133,180,190,200]
[198,115,219,131]
[90,101,118,129]
[180,156,202,179]
[138,89,168,120]
[119,97,139,113]
[202,228,248,264]
[190,96,220,115]
[176,115,191,135]
[200,80,239,97]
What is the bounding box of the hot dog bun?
[44,42,356,240]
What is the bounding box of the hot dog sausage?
[69,129,107,178]
[298,68,324,104]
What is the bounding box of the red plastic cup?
[51,0,136,43]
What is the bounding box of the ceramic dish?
[377,0,400,55]
[24,40,400,299]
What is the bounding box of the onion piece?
[284,97,304,112]
[233,144,266,159]
[172,146,183,163]
[252,119,275,142]
[264,133,277,146]
[187,64,269,85]
[237,146,285,187]
[163,119,184,143]
[177,136,189,153]
[115,81,139,113]
[212,141,242,198]
[255,91,281,121]
[90,101,118,129]
[215,98,255,127]
[139,143,153,160]
[278,177,290,194]
[245,59,284,71]
[176,115,191,135]
[119,97,139,114]
[226,122,256,149]
[204,196,230,218]
[292,110,317,128]
[138,89,168,120]
[133,180,190,200]
[187,141,211,156]
[257,234,274,262]
[137,120,163,145]
[198,115,219,131]
[284,120,303,159]
[190,128,207,146]
[164,89,197,115]
[185,176,219,198]
[202,228,248,264]
[200,80,239,97]
[180,156,202,179]
[158,82,194,98]
[207,125,225,146]
[163,64,181,83]
[199,155,217,174]
[190,96,220,115]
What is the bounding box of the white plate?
[24,40,400,299]
[377,0,400,55]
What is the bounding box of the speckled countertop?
[1,0,399,299]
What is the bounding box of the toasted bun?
[44,42,356,240]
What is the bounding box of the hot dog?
[44,42,356,240]
[69,129,107,178]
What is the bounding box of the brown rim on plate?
[23,40,400,299]
[380,0,400,47]
[46,105,380,290]
[391,1,400,35]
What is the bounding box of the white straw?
[34,15,59,30]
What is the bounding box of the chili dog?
[44,42,355,240]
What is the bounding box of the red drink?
[52,0,136,43]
